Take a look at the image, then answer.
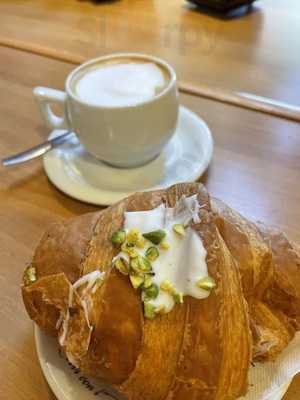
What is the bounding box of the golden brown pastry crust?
[80,268,143,384]
[258,224,300,328]
[211,198,273,300]
[165,215,251,400]
[21,183,300,400]
[32,212,101,283]
[22,273,69,336]
[211,198,299,361]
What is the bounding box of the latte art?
[74,61,169,107]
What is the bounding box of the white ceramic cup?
[33,53,179,168]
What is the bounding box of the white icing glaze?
[122,194,210,313]
[73,270,104,296]
[149,227,208,312]
[59,286,74,346]
[58,270,105,346]
[124,204,166,232]
[55,313,64,330]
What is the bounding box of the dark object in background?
[188,0,255,11]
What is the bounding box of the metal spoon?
[1,131,74,167]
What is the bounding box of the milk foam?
[75,62,167,107]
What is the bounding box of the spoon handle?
[1,131,74,167]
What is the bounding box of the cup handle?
[33,87,70,130]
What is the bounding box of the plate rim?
[43,105,214,206]
[35,325,292,400]
[35,325,69,400]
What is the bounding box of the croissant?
[21,183,300,400]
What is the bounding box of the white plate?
[35,326,119,400]
[43,106,213,206]
[35,325,292,400]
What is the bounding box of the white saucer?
[43,106,213,206]
[34,325,292,400]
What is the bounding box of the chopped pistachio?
[130,274,144,289]
[160,241,170,250]
[173,291,184,304]
[139,257,152,272]
[143,275,153,289]
[24,265,37,286]
[172,224,186,237]
[145,246,159,262]
[160,280,175,294]
[130,257,141,273]
[143,229,166,245]
[160,280,183,304]
[121,242,139,258]
[143,284,159,301]
[144,302,156,319]
[115,258,130,275]
[111,229,126,246]
[127,229,141,245]
[130,256,152,273]
[196,276,216,291]
[136,236,146,249]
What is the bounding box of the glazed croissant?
[22,183,300,400]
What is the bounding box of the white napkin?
[241,332,300,399]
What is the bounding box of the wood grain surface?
[0,45,299,399]
[0,0,300,109]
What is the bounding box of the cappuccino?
[73,59,169,107]
[34,53,178,167]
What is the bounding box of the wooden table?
[0,0,300,108]
[0,44,300,399]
